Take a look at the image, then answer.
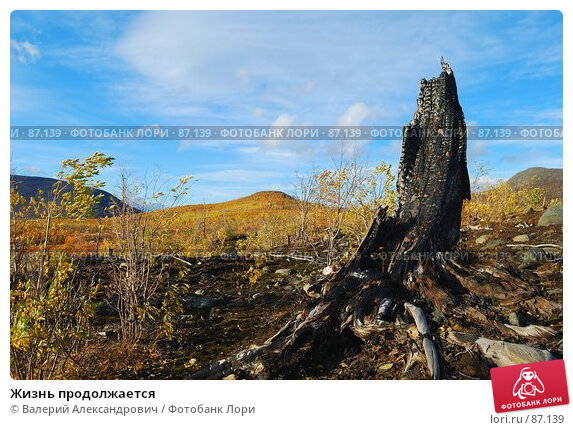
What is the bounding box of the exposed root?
[404,340,424,374]
[404,302,440,379]
[475,338,555,367]
[504,324,558,339]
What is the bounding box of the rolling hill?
[507,167,563,200]
[167,191,299,234]
[171,191,296,216]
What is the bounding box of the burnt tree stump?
[192,61,477,380]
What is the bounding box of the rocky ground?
[90,206,562,380]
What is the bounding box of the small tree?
[314,161,357,265]
[10,183,32,284]
[313,158,396,265]
[294,170,318,246]
[10,152,114,379]
[108,172,193,344]
[32,152,114,290]
[462,162,546,226]
[345,161,396,245]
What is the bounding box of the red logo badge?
[490,360,569,413]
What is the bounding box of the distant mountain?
[507,167,563,200]
[10,175,138,218]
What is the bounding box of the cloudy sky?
[10,11,562,203]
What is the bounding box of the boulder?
[275,268,295,276]
[512,234,530,243]
[475,234,492,245]
[538,205,563,226]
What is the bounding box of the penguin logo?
[512,367,545,400]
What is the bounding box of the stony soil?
[89,208,562,380]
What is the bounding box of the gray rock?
[538,205,563,226]
[512,234,530,243]
[519,248,549,269]
[508,311,528,327]
[541,246,563,260]
[430,308,446,325]
[480,238,504,250]
[275,268,295,276]
[475,234,492,245]
[184,295,225,312]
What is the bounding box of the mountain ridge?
[10,174,138,218]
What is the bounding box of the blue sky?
[10,10,563,203]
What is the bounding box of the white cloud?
[10,40,40,63]
[328,103,378,159]
[263,113,302,151]
[472,175,502,191]
[112,11,511,124]
[468,140,490,160]
[236,67,250,86]
[271,113,296,127]
[336,102,374,126]
[194,168,280,182]
[16,165,43,175]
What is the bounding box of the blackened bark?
[192,61,471,380]
[396,68,470,252]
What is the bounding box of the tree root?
[404,302,440,379]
